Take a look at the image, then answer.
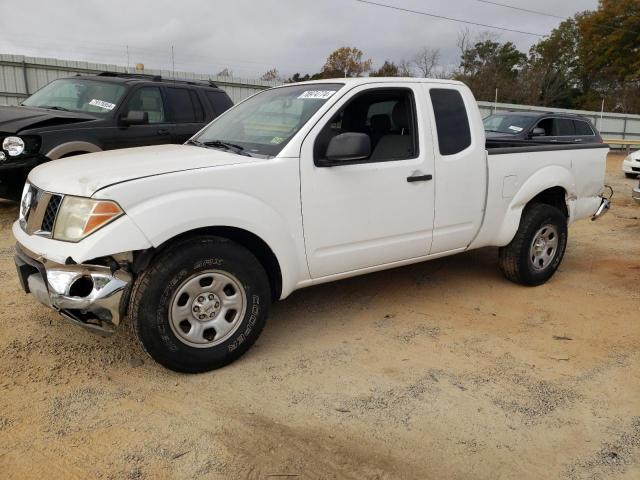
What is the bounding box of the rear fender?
[493,165,575,246]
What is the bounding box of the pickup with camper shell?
[13,78,610,372]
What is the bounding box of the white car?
[622,150,640,178]
[13,78,611,372]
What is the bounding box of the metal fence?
[1,53,639,146]
[0,54,279,105]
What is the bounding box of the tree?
[397,59,414,77]
[285,72,323,83]
[414,47,440,77]
[320,47,372,78]
[576,0,640,112]
[455,40,527,103]
[216,68,233,77]
[370,60,400,77]
[260,68,280,82]
[524,18,582,108]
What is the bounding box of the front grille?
[633,167,640,172]
[21,185,63,237]
[41,194,62,233]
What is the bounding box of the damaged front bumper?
[14,244,132,335]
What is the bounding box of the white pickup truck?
[13,78,610,372]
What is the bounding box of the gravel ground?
[0,153,638,479]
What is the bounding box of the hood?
[29,144,254,197]
[0,105,97,134]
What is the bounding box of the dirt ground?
[0,153,638,480]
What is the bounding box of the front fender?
[493,165,575,246]
[46,141,102,160]
[106,188,307,299]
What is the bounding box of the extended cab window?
[315,89,418,163]
[125,87,166,124]
[430,89,471,155]
[166,87,204,123]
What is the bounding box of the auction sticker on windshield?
[298,90,336,100]
[509,125,524,132]
[89,99,116,110]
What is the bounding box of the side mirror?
[531,127,546,137]
[120,110,149,126]
[321,133,371,166]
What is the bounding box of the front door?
[300,84,435,279]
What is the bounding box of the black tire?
[498,203,568,286]
[625,172,637,179]
[129,236,270,373]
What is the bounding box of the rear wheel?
[130,236,270,373]
[498,203,568,286]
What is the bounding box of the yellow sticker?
[270,136,285,144]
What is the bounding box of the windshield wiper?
[185,139,206,148]
[203,140,252,157]
[39,105,71,112]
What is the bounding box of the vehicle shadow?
[268,247,503,331]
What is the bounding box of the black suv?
[483,111,603,145]
[0,72,233,199]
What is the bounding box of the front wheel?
[129,236,270,373]
[625,172,637,179]
[498,203,568,286]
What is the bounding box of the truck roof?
[286,77,466,87]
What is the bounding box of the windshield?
[193,83,344,157]
[22,78,127,115]
[483,114,533,134]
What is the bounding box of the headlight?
[3,136,25,157]
[53,196,123,242]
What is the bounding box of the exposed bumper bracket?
[591,185,613,221]
[15,244,132,335]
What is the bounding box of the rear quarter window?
[429,89,471,155]
[575,120,594,135]
[206,90,233,115]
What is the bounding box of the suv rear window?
[430,89,471,155]
[166,87,204,123]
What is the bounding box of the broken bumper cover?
[14,244,132,335]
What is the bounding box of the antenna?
[126,45,130,73]
[171,45,175,82]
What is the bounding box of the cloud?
[0,0,598,78]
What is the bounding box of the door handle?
[407,174,433,183]
[157,128,170,135]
